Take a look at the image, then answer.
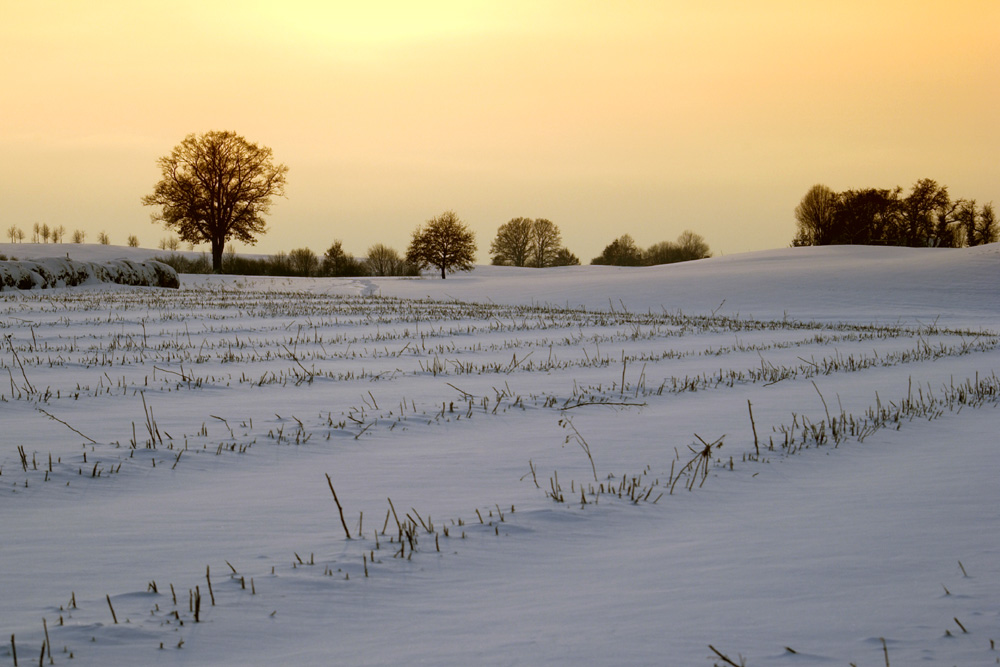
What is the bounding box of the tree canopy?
[142,130,288,272]
[406,211,477,279]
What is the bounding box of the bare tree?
[490,217,534,266]
[591,234,642,266]
[675,230,711,260]
[142,130,288,272]
[956,199,976,246]
[41,223,51,243]
[127,235,140,248]
[551,248,580,266]
[32,222,40,243]
[644,241,682,265]
[6,225,19,244]
[55,225,66,243]
[321,241,365,277]
[645,231,711,265]
[72,229,86,244]
[365,243,410,276]
[834,187,902,244]
[793,184,838,246]
[288,247,318,276]
[269,251,291,275]
[529,219,563,267]
[969,202,998,246]
[901,178,950,246]
[406,211,477,279]
[98,231,110,245]
[491,217,569,267]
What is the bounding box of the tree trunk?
[211,239,225,274]
[440,264,446,279]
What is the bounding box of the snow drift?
[0,256,179,291]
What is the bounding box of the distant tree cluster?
[793,179,997,248]
[591,231,712,266]
[259,240,421,278]
[489,218,579,267]
[2,225,98,245]
[5,224,69,244]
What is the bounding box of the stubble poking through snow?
[1,242,999,665]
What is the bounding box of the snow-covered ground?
[0,254,178,291]
[2,242,999,665]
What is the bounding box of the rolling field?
[2,243,1000,665]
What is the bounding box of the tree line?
[156,240,423,278]
[134,130,717,278]
[5,223,119,246]
[793,179,997,248]
[8,130,716,278]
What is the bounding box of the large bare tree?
[406,211,477,279]
[529,218,563,268]
[142,131,288,272]
[900,178,950,247]
[793,184,838,246]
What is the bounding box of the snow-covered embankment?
[0,257,179,291]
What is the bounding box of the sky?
[2,0,998,263]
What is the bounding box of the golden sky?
[2,0,998,261]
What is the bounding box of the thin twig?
[36,408,97,444]
[106,595,118,624]
[153,365,191,381]
[280,344,314,378]
[445,382,473,398]
[560,401,646,410]
[708,644,743,667]
[5,334,35,394]
[325,474,352,539]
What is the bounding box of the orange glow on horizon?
[2,1,998,261]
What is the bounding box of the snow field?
[1,243,999,665]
